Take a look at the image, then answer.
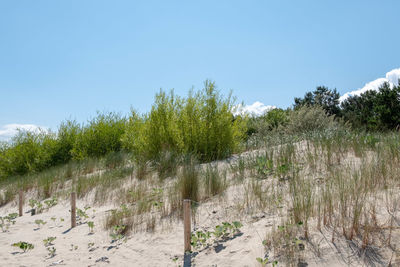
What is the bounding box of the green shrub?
[341,82,400,131]
[284,105,344,135]
[0,129,57,178]
[247,108,289,136]
[1,81,247,181]
[122,80,247,163]
[51,120,80,164]
[71,112,127,159]
[294,86,340,116]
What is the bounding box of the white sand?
[1,146,400,266]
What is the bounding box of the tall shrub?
[0,130,57,177]
[72,112,127,159]
[284,105,343,135]
[51,120,80,165]
[122,80,247,162]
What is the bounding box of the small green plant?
[34,219,47,228]
[87,221,95,233]
[36,201,44,213]
[28,199,36,209]
[29,199,44,214]
[47,246,56,258]
[256,257,269,266]
[7,213,18,220]
[171,256,180,266]
[43,236,56,247]
[44,196,58,209]
[191,230,213,248]
[12,241,34,253]
[0,217,11,231]
[110,225,126,244]
[70,244,78,251]
[256,256,278,267]
[276,163,290,179]
[232,221,243,231]
[0,213,18,232]
[76,206,90,224]
[0,217,7,232]
[256,155,274,178]
[191,221,243,250]
[213,221,242,238]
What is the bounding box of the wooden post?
[18,190,23,217]
[183,199,191,253]
[71,192,76,228]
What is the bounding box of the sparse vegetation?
[43,236,56,247]
[0,213,18,232]
[1,81,400,266]
[191,221,243,250]
[34,219,46,229]
[12,241,34,253]
[87,221,94,233]
[46,246,56,258]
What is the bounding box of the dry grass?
[1,131,400,266]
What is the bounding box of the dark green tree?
[341,81,400,130]
[294,86,340,116]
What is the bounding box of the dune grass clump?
[178,155,199,202]
[105,205,134,235]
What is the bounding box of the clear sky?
[1,0,399,136]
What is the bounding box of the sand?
[1,146,400,266]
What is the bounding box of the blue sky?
[1,0,399,138]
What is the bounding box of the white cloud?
[0,124,44,141]
[233,101,276,117]
[339,68,400,102]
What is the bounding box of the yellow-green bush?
[0,130,57,178]
[122,80,247,162]
[0,81,247,180]
[71,112,127,160]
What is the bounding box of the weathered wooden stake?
[183,199,191,253]
[71,192,76,228]
[18,190,23,217]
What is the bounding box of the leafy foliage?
[12,241,34,252]
[43,236,56,247]
[44,196,58,209]
[122,80,246,163]
[87,221,95,233]
[29,199,44,214]
[0,213,18,232]
[191,221,243,249]
[247,108,289,136]
[71,112,126,159]
[0,81,246,181]
[110,224,127,243]
[341,81,400,130]
[0,130,57,179]
[294,86,340,116]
